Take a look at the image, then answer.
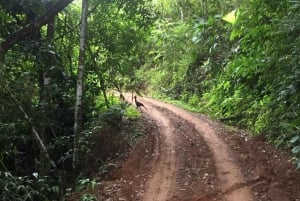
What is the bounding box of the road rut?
[141,97,253,201]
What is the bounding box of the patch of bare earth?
[214,123,300,201]
[95,97,300,201]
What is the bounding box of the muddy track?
[96,96,300,201]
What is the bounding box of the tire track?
[141,97,254,201]
[141,103,178,201]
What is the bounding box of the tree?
[0,0,155,199]
[73,0,88,175]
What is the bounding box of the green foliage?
[195,1,300,168]
[289,128,300,169]
[76,178,99,192]
[0,0,154,199]
[75,100,143,178]
[125,105,142,118]
[81,194,97,201]
[2,0,300,200]
[0,171,60,201]
[136,0,300,168]
[99,104,126,126]
[136,19,194,97]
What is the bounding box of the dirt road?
[98,96,300,201]
[141,97,253,201]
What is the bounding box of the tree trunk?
[39,16,56,176]
[73,0,88,176]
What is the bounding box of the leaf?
[50,186,59,193]
[32,172,39,179]
[90,180,98,190]
[290,136,299,144]
[292,146,300,154]
[222,10,238,25]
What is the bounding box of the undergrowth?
[68,104,146,200]
[154,94,300,170]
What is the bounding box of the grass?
[125,105,142,119]
[150,93,204,114]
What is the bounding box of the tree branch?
[0,0,74,61]
[4,85,58,170]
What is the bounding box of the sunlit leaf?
[32,172,38,179]
[222,10,238,24]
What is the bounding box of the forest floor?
[94,97,300,201]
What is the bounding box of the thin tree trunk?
[40,16,56,176]
[4,85,57,170]
[73,0,88,176]
[100,77,109,108]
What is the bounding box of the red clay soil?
[93,96,300,201]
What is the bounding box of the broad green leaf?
[222,10,238,24]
